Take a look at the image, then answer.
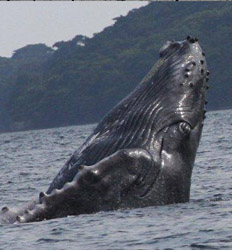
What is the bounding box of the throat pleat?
[70,54,183,166]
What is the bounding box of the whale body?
[1,36,209,223]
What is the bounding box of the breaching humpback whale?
[1,36,210,223]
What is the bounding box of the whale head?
[148,36,209,202]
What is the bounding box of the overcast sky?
[0,2,148,58]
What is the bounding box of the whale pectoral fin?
[0,200,38,224]
[0,206,22,224]
[8,148,157,223]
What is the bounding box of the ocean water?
[0,109,232,249]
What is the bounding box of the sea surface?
[0,109,232,249]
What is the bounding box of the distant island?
[0,2,231,133]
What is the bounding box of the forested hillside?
[0,2,231,132]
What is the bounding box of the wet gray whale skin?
[1,36,210,223]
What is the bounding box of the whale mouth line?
[137,119,190,199]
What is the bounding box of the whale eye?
[179,122,191,136]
